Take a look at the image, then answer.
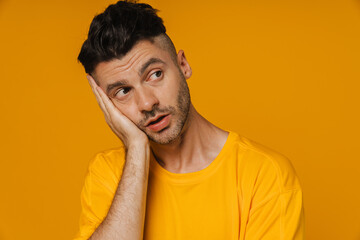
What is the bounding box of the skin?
[86,35,228,239]
[88,35,228,173]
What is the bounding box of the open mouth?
[148,115,167,126]
[146,114,171,132]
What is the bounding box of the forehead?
[93,39,171,86]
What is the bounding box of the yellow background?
[0,0,359,239]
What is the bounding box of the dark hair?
[78,0,168,74]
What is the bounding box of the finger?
[86,75,110,119]
[87,76,109,118]
[95,87,123,125]
[95,84,123,118]
[87,76,129,130]
[86,74,97,92]
[94,85,139,139]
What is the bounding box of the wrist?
[126,137,150,151]
[122,133,149,148]
[125,141,151,169]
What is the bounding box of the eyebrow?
[105,57,166,95]
[139,57,166,76]
[106,80,128,95]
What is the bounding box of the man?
[75,1,304,239]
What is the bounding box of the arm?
[86,75,149,240]
[89,143,150,240]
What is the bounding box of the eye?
[114,87,131,98]
[148,70,163,81]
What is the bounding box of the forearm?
[89,142,150,240]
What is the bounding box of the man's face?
[92,38,192,144]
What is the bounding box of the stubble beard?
[137,73,191,145]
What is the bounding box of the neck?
[150,104,228,173]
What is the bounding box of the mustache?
[138,105,175,126]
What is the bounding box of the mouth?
[146,114,171,132]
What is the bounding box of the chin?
[147,127,181,145]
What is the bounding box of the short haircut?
[78,0,176,74]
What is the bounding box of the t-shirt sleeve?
[245,188,304,239]
[238,137,305,240]
[73,148,126,240]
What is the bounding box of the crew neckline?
[149,131,236,184]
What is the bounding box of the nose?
[136,87,159,113]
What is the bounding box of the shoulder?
[88,146,126,173]
[229,132,301,200]
[228,133,305,238]
[86,146,127,190]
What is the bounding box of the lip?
[146,114,171,132]
[145,114,168,126]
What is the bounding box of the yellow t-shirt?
[74,131,304,240]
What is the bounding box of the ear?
[177,50,192,79]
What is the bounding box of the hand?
[86,75,148,148]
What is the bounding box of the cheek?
[160,75,182,102]
[112,100,141,123]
